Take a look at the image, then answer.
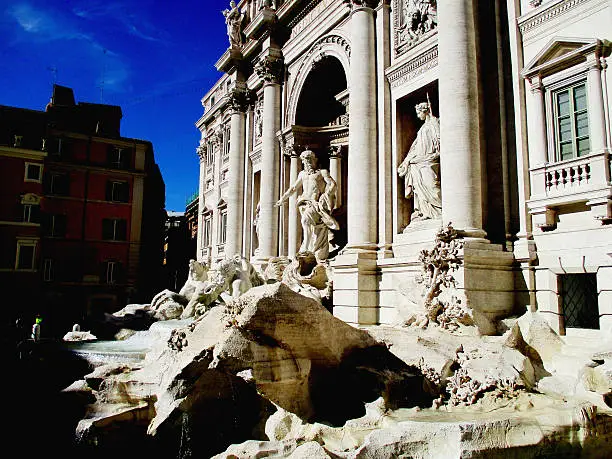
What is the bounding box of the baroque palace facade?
[195,0,612,335]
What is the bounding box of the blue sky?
[0,0,233,211]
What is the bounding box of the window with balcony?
[553,82,589,162]
[106,180,130,203]
[102,218,127,241]
[522,38,611,224]
[24,163,42,183]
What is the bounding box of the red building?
[0,85,165,337]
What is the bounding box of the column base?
[331,252,378,326]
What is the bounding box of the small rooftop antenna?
[47,66,57,85]
[99,48,108,103]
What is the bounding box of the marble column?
[255,51,284,259]
[328,146,342,209]
[196,143,207,261]
[345,0,378,252]
[438,0,486,238]
[225,86,249,257]
[286,146,300,257]
[587,53,608,154]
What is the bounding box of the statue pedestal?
[392,218,441,259]
[330,252,378,325]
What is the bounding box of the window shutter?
[106,181,113,201]
[102,219,112,240]
[117,219,128,241]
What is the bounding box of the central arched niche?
[295,56,347,127]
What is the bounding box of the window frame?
[107,180,130,203]
[15,240,37,271]
[24,162,43,183]
[218,207,228,245]
[545,71,591,163]
[46,214,67,238]
[43,258,53,282]
[102,218,128,241]
[106,261,118,284]
[22,204,40,224]
[47,172,70,196]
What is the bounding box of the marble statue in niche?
[276,149,339,261]
[398,97,442,224]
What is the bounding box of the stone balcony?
[527,151,612,230]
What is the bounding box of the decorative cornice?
[255,55,285,85]
[343,0,379,10]
[288,0,322,28]
[386,45,438,89]
[327,145,343,158]
[518,0,591,36]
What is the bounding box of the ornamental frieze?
[393,0,437,58]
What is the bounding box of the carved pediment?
[522,37,611,80]
[21,193,41,205]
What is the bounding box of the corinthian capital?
[228,87,250,113]
[255,55,284,85]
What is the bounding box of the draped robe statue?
[398,102,442,223]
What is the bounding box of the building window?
[15,240,36,270]
[45,172,70,196]
[105,261,120,284]
[203,212,213,247]
[13,135,23,147]
[106,180,130,203]
[219,208,227,245]
[553,82,590,161]
[108,146,131,169]
[23,204,40,223]
[24,163,42,183]
[44,214,67,237]
[102,218,127,241]
[561,274,599,330]
[43,258,53,282]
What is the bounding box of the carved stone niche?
[393,0,437,58]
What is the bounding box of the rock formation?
[57,248,612,458]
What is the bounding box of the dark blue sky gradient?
[0,0,232,211]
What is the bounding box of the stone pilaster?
[255,51,284,260]
[438,0,486,239]
[587,54,609,154]
[285,141,300,258]
[376,0,393,258]
[527,76,549,166]
[196,143,207,261]
[327,146,343,209]
[225,85,250,257]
